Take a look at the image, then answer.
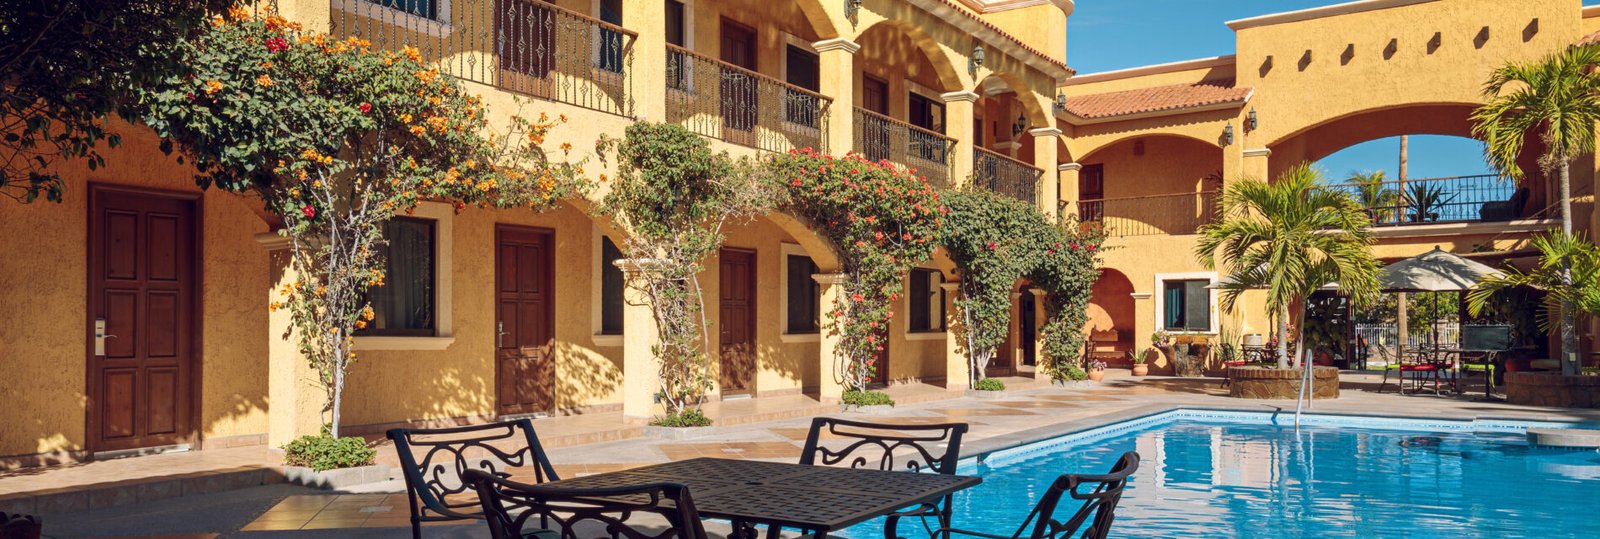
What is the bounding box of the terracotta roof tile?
[1063,79,1252,120]
[931,0,1074,75]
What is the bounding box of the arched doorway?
[1085,269,1136,367]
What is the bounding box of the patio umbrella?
[1377,247,1503,345]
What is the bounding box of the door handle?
[497,321,508,348]
[94,318,116,356]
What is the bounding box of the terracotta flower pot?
[1088,369,1106,382]
[1131,364,1149,376]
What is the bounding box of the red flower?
[301,205,316,218]
[986,241,997,251]
[266,37,289,53]
[359,102,373,114]
[1087,244,1097,251]
[851,293,865,302]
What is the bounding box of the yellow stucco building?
[0,0,1594,466]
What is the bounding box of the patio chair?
[1377,345,1441,395]
[796,417,969,539]
[387,419,561,539]
[463,469,708,539]
[927,451,1140,539]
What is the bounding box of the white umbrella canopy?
[1378,247,1503,292]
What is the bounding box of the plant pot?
[1131,364,1149,376]
[283,464,393,490]
[1506,358,1531,373]
[967,389,1008,400]
[1088,370,1106,382]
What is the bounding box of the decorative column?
[1007,290,1023,375]
[1030,288,1050,381]
[941,281,967,390]
[814,39,860,155]
[259,234,323,447]
[1241,148,1271,183]
[814,273,851,401]
[1059,163,1082,221]
[618,258,662,419]
[1030,127,1062,220]
[942,91,981,188]
[622,0,668,121]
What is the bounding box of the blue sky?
[1066,0,1494,181]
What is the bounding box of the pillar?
[260,234,324,447]
[1007,290,1022,375]
[814,273,850,401]
[941,281,968,390]
[1241,148,1271,182]
[942,91,980,188]
[622,0,667,121]
[1030,288,1050,380]
[1059,163,1082,221]
[618,258,663,419]
[1030,128,1062,220]
[814,39,860,155]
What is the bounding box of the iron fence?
[972,147,1040,205]
[853,107,954,187]
[1077,191,1220,237]
[664,44,829,153]
[1355,323,1462,365]
[1326,174,1523,226]
[330,0,635,117]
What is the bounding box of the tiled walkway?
[19,371,1600,537]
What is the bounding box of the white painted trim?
[1152,271,1220,335]
[781,333,821,344]
[1065,56,1236,85]
[1370,218,1558,239]
[591,334,624,348]
[252,232,291,250]
[811,38,860,54]
[779,243,822,338]
[355,201,454,350]
[1130,292,1153,299]
[1028,127,1062,137]
[1243,148,1272,157]
[1225,0,1437,31]
[353,336,456,351]
[334,0,453,38]
[941,90,981,103]
[1058,163,1082,171]
[995,141,1023,151]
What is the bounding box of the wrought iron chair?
[387,419,561,539]
[463,469,708,539]
[795,417,969,539]
[929,451,1140,539]
[1377,345,1442,395]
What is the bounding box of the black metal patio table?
[538,457,982,538]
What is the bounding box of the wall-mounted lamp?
[1222,123,1235,146]
[1012,112,1028,137]
[970,45,986,74]
[1054,90,1067,112]
[1246,108,1258,131]
[845,0,863,18]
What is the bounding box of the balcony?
[1326,174,1528,226]
[664,45,830,153]
[1077,191,1220,237]
[330,0,636,117]
[972,147,1041,204]
[853,108,955,187]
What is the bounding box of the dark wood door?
[861,75,891,162]
[720,19,758,143]
[1079,163,1105,222]
[1020,291,1037,367]
[88,186,198,452]
[718,248,757,396]
[496,225,555,416]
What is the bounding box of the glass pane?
[1163,281,1183,330]
[377,0,437,19]
[909,270,931,331]
[1184,280,1211,331]
[600,237,624,334]
[371,217,435,334]
[786,255,819,333]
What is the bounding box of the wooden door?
[496,225,555,416]
[88,186,198,452]
[1079,164,1105,222]
[1020,291,1037,367]
[720,19,758,143]
[861,75,891,162]
[718,248,757,396]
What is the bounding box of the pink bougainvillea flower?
[266,37,289,53]
[359,102,373,113]
[301,205,316,218]
[986,241,997,251]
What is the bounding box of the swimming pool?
[843,410,1600,538]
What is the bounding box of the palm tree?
[1468,231,1600,343]
[1196,164,1381,369]
[1472,43,1600,374]
[1349,170,1399,223]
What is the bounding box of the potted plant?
[1152,329,1175,369]
[971,377,1007,398]
[1087,359,1108,382]
[1129,349,1151,376]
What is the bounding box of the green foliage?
[595,122,770,415]
[973,378,1006,391]
[841,389,895,407]
[282,434,376,472]
[141,12,581,436]
[1129,348,1150,365]
[765,149,943,391]
[1033,221,1106,382]
[1196,163,1379,369]
[1349,170,1399,222]
[1061,364,1089,382]
[1469,231,1600,336]
[0,0,235,203]
[650,408,713,428]
[1403,183,1456,223]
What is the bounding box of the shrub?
[1057,365,1089,382]
[282,434,376,472]
[650,408,713,428]
[974,378,1006,391]
[841,389,895,407]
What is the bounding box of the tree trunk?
[1276,304,1290,369]
[1559,157,1578,375]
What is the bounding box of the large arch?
[973,72,1051,130]
[853,18,964,93]
[763,211,844,273]
[1085,269,1135,367]
[1266,102,1487,179]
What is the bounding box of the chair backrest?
[463,469,709,539]
[1016,451,1140,539]
[387,419,559,521]
[798,417,968,474]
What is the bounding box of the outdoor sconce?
[845,0,862,18]
[1012,112,1028,137]
[1055,90,1067,112]
[970,45,986,73]
[1246,108,1258,130]
[1222,123,1235,146]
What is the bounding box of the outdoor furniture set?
[387,417,1141,539]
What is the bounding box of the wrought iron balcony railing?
[330,0,635,117]
[972,147,1041,205]
[1324,174,1526,226]
[853,107,955,187]
[664,44,829,153]
[1077,191,1220,237]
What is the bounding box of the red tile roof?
[1062,79,1252,120]
[930,0,1074,75]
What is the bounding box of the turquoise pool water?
[843,411,1600,538]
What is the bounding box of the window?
[1079,163,1105,222]
[1162,279,1211,331]
[598,0,624,73]
[665,0,686,46]
[908,268,945,332]
[367,217,436,336]
[908,92,945,133]
[373,0,439,20]
[665,0,688,90]
[785,254,820,333]
[599,236,624,335]
[784,45,821,128]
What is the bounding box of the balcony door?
[718,248,757,396]
[784,45,821,130]
[720,19,758,145]
[1079,164,1105,222]
[861,75,890,162]
[495,225,555,416]
[497,0,557,96]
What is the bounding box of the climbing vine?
[1031,221,1106,381]
[766,149,944,391]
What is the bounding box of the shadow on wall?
[553,340,623,412]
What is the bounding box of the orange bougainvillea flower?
[255,74,274,87]
[401,45,423,63]
[204,80,224,95]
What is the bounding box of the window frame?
[904,266,947,339]
[353,201,455,351]
[779,243,821,343]
[337,0,454,37]
[1154,272,1218,334]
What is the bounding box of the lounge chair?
[928,451,1140,539]
[387,419,560,539]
